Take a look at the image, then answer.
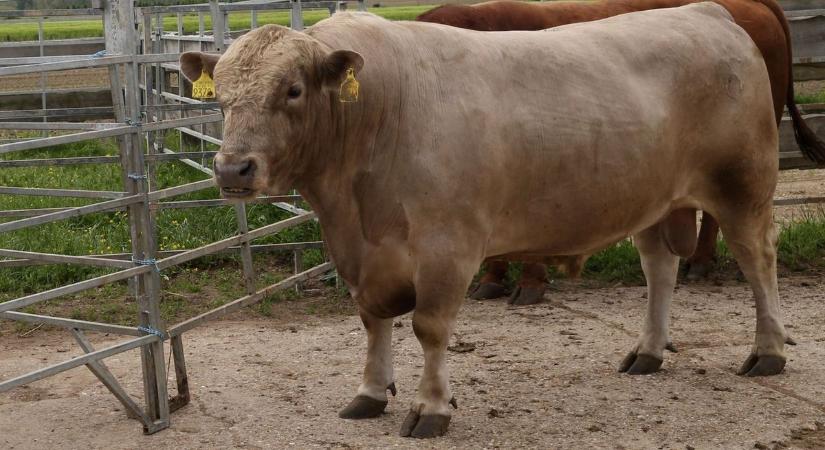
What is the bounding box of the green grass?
[795,91,825,105]
[0,6,433,42]
[0,136,323,304]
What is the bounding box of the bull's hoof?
[338,395,388,419]
[507,285,545,305]
[684,262,710,281]
[737,353,786,377]
[469,282,508,300]
[618,351,663,375]
[399,410,451,438]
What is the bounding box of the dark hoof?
[685,262,710,281]
[338,395,388,419]
[399,410,451,438]
[469,282,508,300]
[737,353,786,377]
[507,285,545,305]
[618,351,663,375]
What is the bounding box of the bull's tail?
[762,0,825,164]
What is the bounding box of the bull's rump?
[314,4,776,255]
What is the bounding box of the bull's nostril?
[239,160,256,177]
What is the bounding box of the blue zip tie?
[127,173,148,180]
[90,50,107,59]
[132,256,159,271]
[138,325,166,339]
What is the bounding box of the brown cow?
[181,4,789,438]
[418,0,825,305]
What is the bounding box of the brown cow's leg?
[339,310,396,419]
[469,260,509,299]
[685,212,720,280]
[508,263,547,306]
[619,222,680,375]
[716,211,787,376]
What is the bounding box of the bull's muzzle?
[214,153,257,199]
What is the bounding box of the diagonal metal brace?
[70,328,154,427]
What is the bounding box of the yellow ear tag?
[339,68,360,103]
[192,69,216,99]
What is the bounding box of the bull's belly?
[482,190,699,258]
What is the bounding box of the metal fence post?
[291,0,304,31]
[209,0,225,52]
[103,0,170,434]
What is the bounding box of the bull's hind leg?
[619,219,684,374]
[716,208,787,376]
[400,258,476,438]
[339,310,396,419]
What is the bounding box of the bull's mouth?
[220,187,254,198]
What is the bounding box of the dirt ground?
[1,274,825,450]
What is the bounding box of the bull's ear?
[179,52,221,82]
[320,50,364,90]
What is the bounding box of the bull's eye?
[287,85,302,99]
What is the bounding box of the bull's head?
[180,25,363,199]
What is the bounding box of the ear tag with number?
[192,69,216,99]
[339,68,360,103]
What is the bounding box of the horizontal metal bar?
[178,127,222,146]
[0,55,133,78]
[144,103,220,113]
[155,213,316,271]
[0,122,123,131]
[0,107,114,120]
[0,207,68,218]
[0,249,133,269]
[146,151,218,161]
[141,114,223,133]
[0,186,127,199]
[0,8,102,18]
[0,55,106,66]
[0,265,151,315]
[0,242,325,268]
[154,195,301,210]
[0,38,104,49]
[0,311,141,337]
[0,195,141,234]
[0,87,110,97]
[0,335,158,394]
[0,125,135,155]
[139,1,291,14]
[0,156,121,167]
[147,179,215,201]
[168,261,333,337]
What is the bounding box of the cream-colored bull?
[181,3,787,438]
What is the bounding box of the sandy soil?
[1,275,824,450]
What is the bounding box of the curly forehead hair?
[215,24,326,105]
[221,24,324,70]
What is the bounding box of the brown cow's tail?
[787,85,825,164]
[761,0,825,164]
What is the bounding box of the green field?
[0,6,433,42]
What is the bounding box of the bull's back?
[410,4,772,253]
[418,0,789,121]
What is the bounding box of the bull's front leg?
[400,261,473,438]
[339,309,396,419]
